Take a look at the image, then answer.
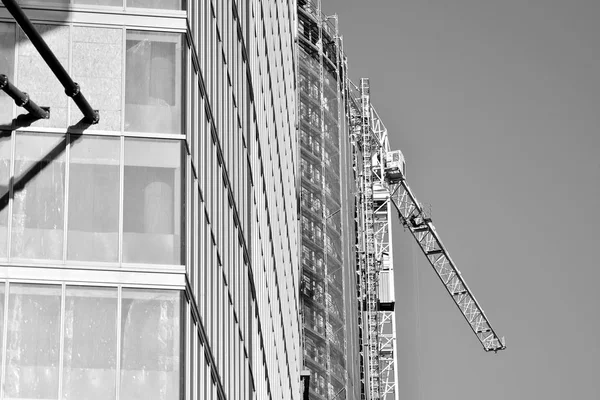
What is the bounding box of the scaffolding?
[297,1,353,399]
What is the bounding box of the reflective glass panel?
[63,286,118,400]
[67,136,120,262]
[125,31,183,133]
[123,138,184,265]
[11,133,66,260]
[0,23,15,126]
[6,284,62,399]
[0,132,10,257]
[120,289,181,400]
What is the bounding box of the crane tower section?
[349,78,399,400]
[350,76,505,400]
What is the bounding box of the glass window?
[63,286,118,400]
[120,289,182,400]
[0,132,10,258]
[11,133,66,260]
[127,0,182,10]
[67,136,120,263]
[5,284,62,399]
[0,23,15,126]
[125,31,184,134]
[123,138,184,265]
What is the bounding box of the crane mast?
[350,78,505,400]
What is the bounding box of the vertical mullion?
[118,136,124,266]
[67,24,72,129]
[0,281,9,399]
[63,134,70,263]
[119,27,126,266]
[185,302,191,400]
[58,283,66,400]
[121,26,126,135]
[6,130,14,260]
[11,21,17,123]
[6,23,17,258]
[115,286,122,400]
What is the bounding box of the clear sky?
[323,0,600,399]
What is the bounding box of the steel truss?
[364,85,505,354]
[351,73,504,400]
[387,180,505,352]
[350,78,399,400]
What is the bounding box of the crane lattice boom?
[385,173,505,352]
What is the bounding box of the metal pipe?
[1,0,99,124]
[0,74,49,119]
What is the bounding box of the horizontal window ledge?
[0,7,187,32]
[0,263,186,287]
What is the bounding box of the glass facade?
[0,1,300,400]
[0,132,184,266]
[0,283,181,400]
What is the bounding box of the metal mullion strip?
[10,20,17,130]
[118,135,124,266]
[120,26,126,136]
[6,130,15,260]
[185,301,191,400]
[118,27,125,268]
[67,22,72,130]
[58,283,66,400]
[0,281,9,399]
[115,286,122,400]
[186,161,191,278]
[63,133,70,263]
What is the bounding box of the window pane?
[125,31,183,133]
[63,286,118,400]
[6,284,62,399]
[0,23,15,126]
[126,0,182,10]
[67,136,120,262]
[0,132,10,258]
[123,138,184,265]
[11,133,66,260]
[120,289,181,400]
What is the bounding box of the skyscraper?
[0,1,300,399]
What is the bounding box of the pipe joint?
[16,92,29,107]
[0,74,7,89]
[65,82,80,98]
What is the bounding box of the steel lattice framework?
[386,181,505,352]
[349,79,399,400]
[350,74,505,400]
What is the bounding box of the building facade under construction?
[297,1,399,399]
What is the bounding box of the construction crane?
[350,78,505,400]
[383,149,506,353]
